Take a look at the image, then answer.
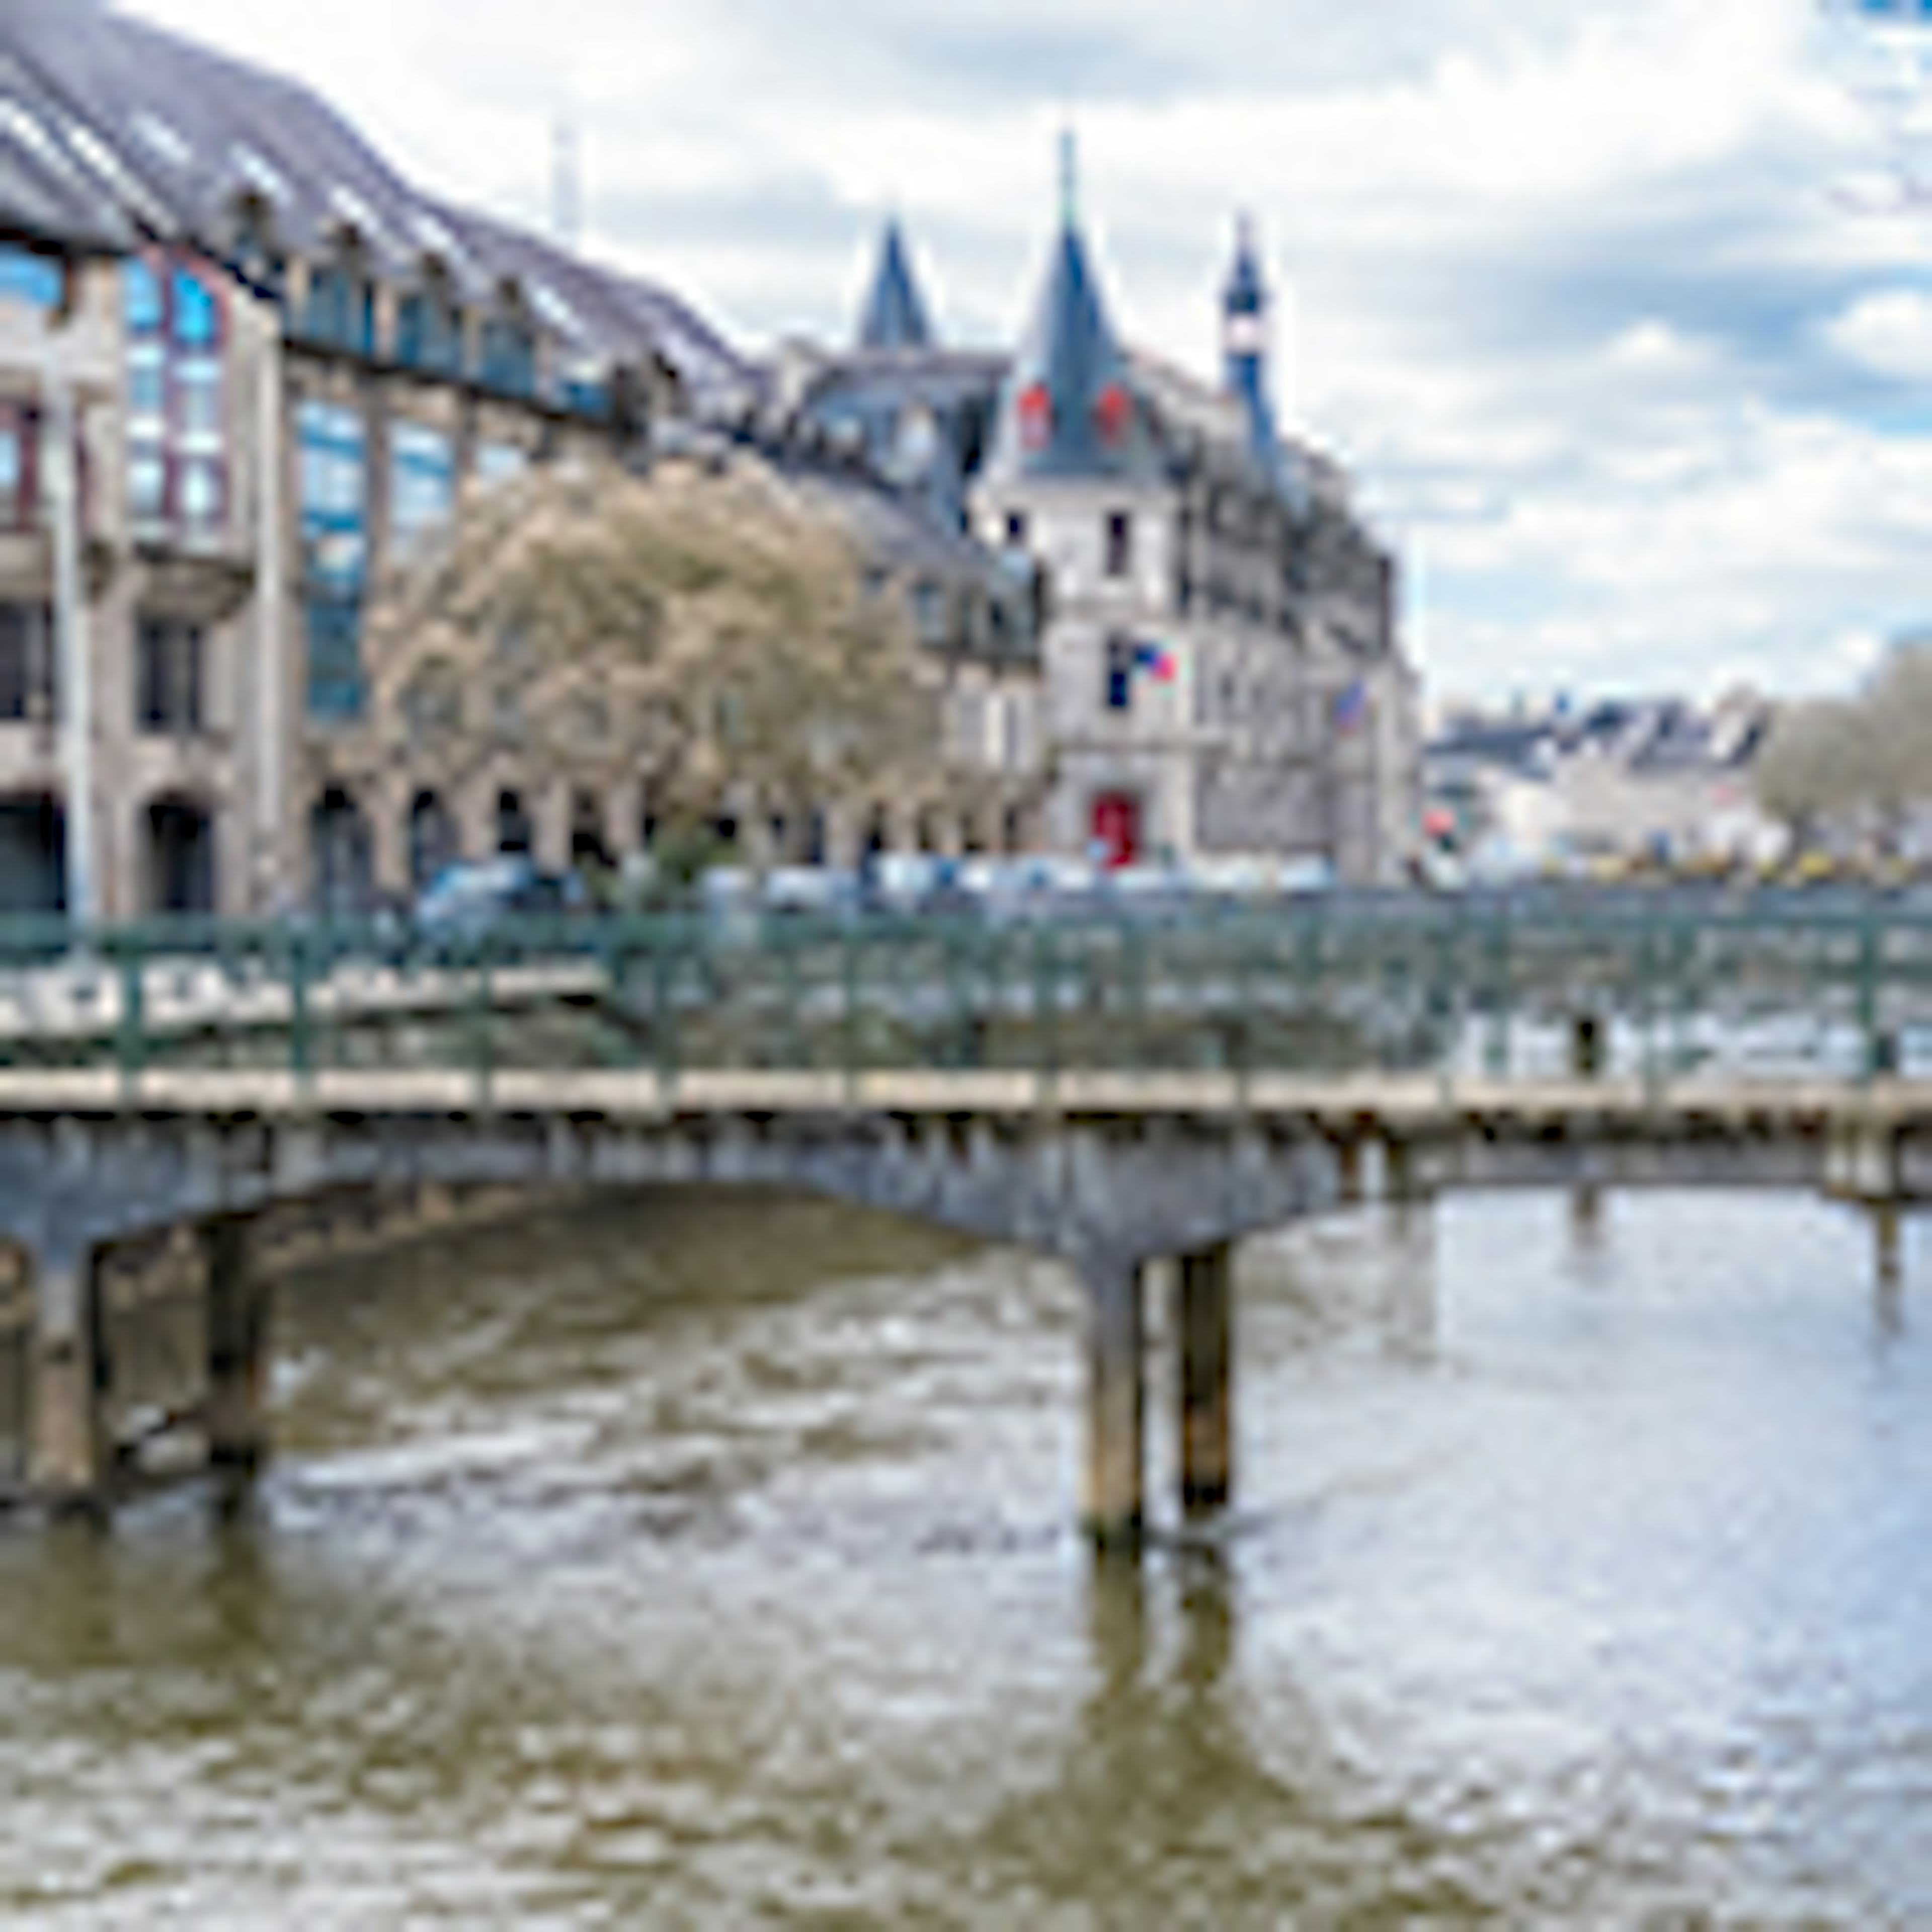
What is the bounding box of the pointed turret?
[857,220,935,352]
[1223,215,1279,474]
[988,137,1158,483]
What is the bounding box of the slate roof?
[856,221,933,353]
[0,0,752,407]
[985,206,1163,487]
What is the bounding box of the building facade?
[777,189,1421,883]
[0,1,1047,916]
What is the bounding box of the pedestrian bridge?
[3,894,1927,1540]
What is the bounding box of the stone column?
[203,1219,272,1474]
[1176,1244,1233,1520]
[1083,1256,1146,1553]
[28,1241,107,1511]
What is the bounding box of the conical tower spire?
[1223,214,1280,476]
[857,218,935,352]
[990,138,1157,482]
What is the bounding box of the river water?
[1,1187,1927,1927]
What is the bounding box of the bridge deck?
[0,1067,1925,1128]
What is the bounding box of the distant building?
[769,169,1421,883]
[1426,693,1782,874]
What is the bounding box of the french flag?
[1333,680,1370,733]
[1134,641,1177,683]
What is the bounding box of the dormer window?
[396,276,463,377]
[480,290,535,398]
[300,242,375,357]
[556,358,609,420]
[231,193,285,303]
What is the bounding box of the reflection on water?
[1,1188,1928,1926]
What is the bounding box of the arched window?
[309,786,371,916]
[408,790,458,889]
[496,788,532,856]
[145,794,216,915]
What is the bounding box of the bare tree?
[352,454,989,861]
[1753,699,1874,849]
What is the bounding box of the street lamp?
[40,314,94,929]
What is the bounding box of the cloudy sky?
[126,0,1932,703]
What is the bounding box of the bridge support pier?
[1176,1245,1233,1520]
[1083,1258,1145,1554]
[203,1220,271,1475]
[28,1243,107,1512]
[1826,1118,1901,1206]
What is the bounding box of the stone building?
[0,0,764,917]
[774,180,1420,882]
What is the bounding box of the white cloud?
[121,0,1932,699]
[1821,285,1932,379]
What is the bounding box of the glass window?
[299,402,367,716]
[0,603,54,721]
[136,617,205,733]
[1104,634,1135,713]
[1105,511,1133,579]
[911,580,948,646]
[126,347,166,422]
[389,421,454,561]
[124,254,227,539]
[171,268,220,349]
[176,359,222,440]
[302,264,375,356]
[128,452,167,524]
[304,593,365,721]
[0,246,63,312]
[123,258,164,337]
[396,290,462,375]
[479,316,535,397]
[475,441,528,489]
[178,457,223,534]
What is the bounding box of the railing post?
[780,924,803,1071]
[1034,923,1061,1105]
[1485,901,1512,1080]
[468,933,495,1108]
[840,919,860,1103]
[289,928,314,1092]
[1858,902,1890,1084]
[1233,917,1255,1100]
[1432,899,1460,1102]
[651,922,677,1102]
[1126,918,1148,1074]
[115,942,144,1103]
[1638,905,1660,1103]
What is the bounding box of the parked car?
[412,858,588,943]
[762,865,860,919]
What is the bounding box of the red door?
[1091,792,1141,869]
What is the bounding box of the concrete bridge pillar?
[202,1219,272,1475]
[1176,1244,1233,1520]
[28,1242,107,1511]
[1083,1257,1146,1554]
[1827,1117,1901,1205]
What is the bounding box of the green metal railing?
[0,891,1924,1100]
